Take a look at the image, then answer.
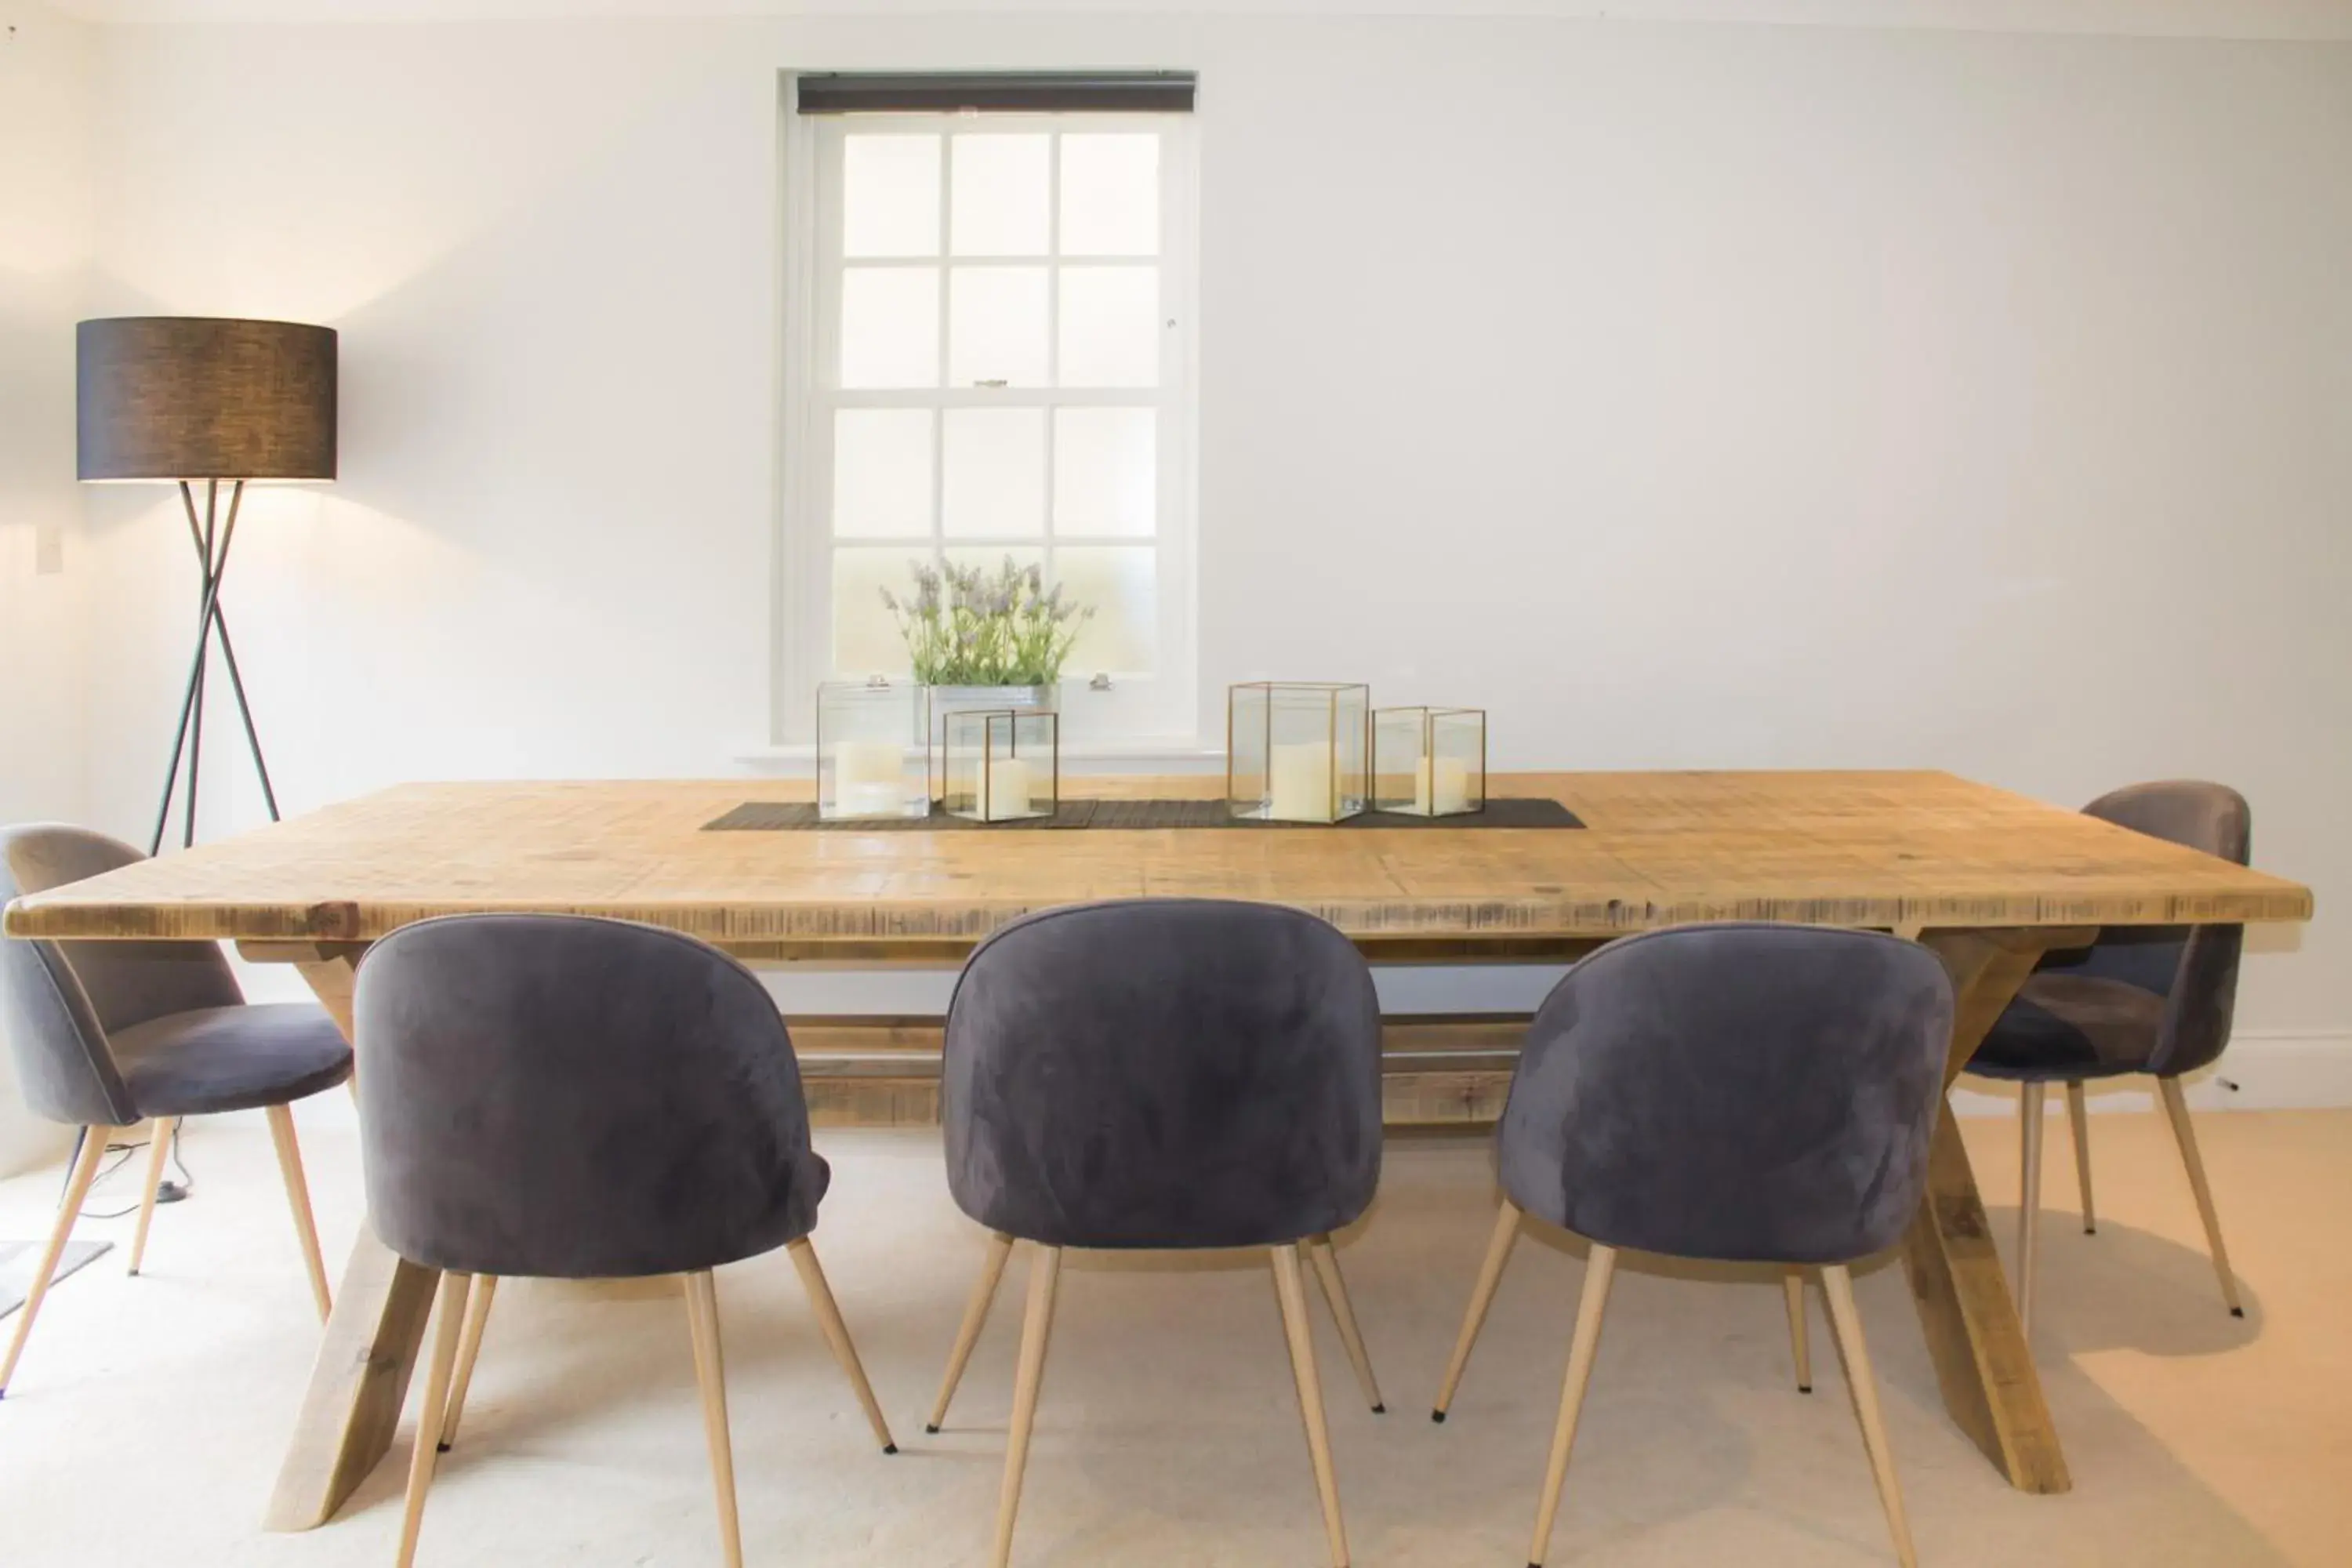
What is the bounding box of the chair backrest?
[1,824,243,1127]
[354,913,826,1279]
[1497,923,1955,1265]
[942,899,1384,1250]
[2055,782,2249,1078]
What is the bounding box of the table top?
[1,771,2311,947]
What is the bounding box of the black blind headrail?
[795,71,1195,115]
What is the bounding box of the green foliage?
[883,557,1094,686]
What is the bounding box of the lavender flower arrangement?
[882,557,1094,687]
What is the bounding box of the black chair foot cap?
[1798,1384,1812,1394]
[2085,1224,2097,1235]
[1371,1403,1386,1414]
[2231,1306,2245,1318]
[128,1268,139,1277]
[924,1423,940,1434]
[883,1443,898,1454]
[1430,1410,1446,1423]
[436,1441,451,1453]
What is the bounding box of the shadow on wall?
[73,75,781,825]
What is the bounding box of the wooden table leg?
[260,943,445,1533]
[267,1232,440,1530]
[1896,927,2089,1496]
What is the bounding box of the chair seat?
[112,1003,354,1116]
[1967,975,2167,1083]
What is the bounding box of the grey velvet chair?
[927,899,1385,1568]
[1432,923,1954,1568]
[353,913,895,1568]
[0,824,347,1400]
[1965,781,2252,1335]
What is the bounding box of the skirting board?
[1947,1031,2352,1116]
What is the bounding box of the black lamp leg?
[181,487,279,822]
[149,481,262,855]
[183,481,216,849]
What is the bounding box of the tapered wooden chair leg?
[1784,1269,1812,1392]
[1306,1235,1385,1414]
[2016,1084,2046,1340]
[1527,1244,1615,1568]
[786,1238,896,1453]
[395,1271,472,1568]
[683,1271,746,1568]
[2064,1081,2095,1234]
[437,1276,498,1452]
[1273,1244,1350,1568]
[993,1245,1062,1568]
[2157,1078,2245,1317]
[1433,1200,1521,1421]
[929,1230,1014,1432]
[0,1127,116,1399]
[1820,1265,1919,1568]
[129,1117,178,1276]
[264,1104,333,1321]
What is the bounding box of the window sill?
[736,741,1224,775]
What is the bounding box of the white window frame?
[776,96,1200,747]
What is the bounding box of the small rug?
[704,797,1584,832]
[0,1240,112,1320]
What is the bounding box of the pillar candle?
[833,739,910,817]
[1269,742,1335,822]
[1414,756,1473,815]
[985,757,1033,820]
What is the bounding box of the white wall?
[0,2,96,1174]
[34,9,2352,1086]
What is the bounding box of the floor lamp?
[77,317,338,854]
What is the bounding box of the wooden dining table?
[2,768,2311,1529]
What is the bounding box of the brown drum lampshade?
[78,317,337,481]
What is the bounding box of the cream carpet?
[0,1107,2346,1566]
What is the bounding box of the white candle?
[1269,742,1335,822]
[1414,755,1472,815]
[984,757,1033,820]
[832,739,911,818]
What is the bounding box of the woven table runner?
[702,797,1584,832]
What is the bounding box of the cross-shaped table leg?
[1897,926,2092,1495]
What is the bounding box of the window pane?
[950,134,1050,256]
[1058,267,1159,388]
[1059,134,1159,256]
[1052,408,1155,538]
[948,267,1049,387]
[1056,546,1157,673]
[840,267,939,388]
[842,135,940,259]
[831,410,934,539]
[834,547,924,674]
[943,408,1046,539]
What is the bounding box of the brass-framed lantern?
[1372,706,1486,817]
[942,709,1059,823]
[1227,682,1370,824]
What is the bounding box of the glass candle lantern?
[1228,683,1370,823]
[816,679,931,821]
[926,683,1058,804]
[1372,707,1486,817]
[942,710,1059,823]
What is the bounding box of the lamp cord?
[54,1124,196,1221]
